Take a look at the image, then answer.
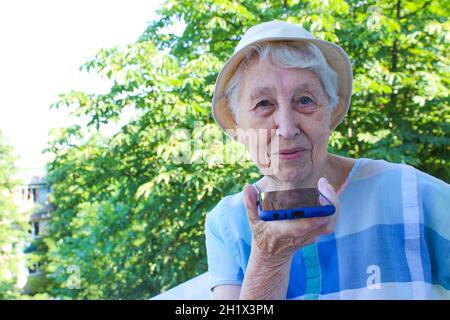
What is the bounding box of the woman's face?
[235,59,332,184]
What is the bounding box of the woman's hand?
[239,177,340,299]
[244,177,340,259]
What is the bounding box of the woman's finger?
[318,177,339,213]
[243,184,259,223]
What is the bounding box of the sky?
[0,0,167,178]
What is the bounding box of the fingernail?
[319,177,327,187]
[327,183,336,194]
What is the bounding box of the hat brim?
[212,36,353,139]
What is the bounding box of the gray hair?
[224,41,339,121]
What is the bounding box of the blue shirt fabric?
[204,157,450,299]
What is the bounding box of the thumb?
[318,177,339,212]
[243,184,259,223]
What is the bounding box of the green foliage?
[43,0,449,299]
[0,130,28,299]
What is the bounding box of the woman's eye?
[298,96,313,105]
[255,100,273,108]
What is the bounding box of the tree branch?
[390,0,402,109]
[390,0,401,73]
[399,0,431,19]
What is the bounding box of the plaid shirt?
[205,157,450,299]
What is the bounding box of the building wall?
[12,175,53,292]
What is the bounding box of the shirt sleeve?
[417,169,450,290]
[204,203,244,292]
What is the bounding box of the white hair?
[224,41,339,120]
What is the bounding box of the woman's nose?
[274,107,301,139]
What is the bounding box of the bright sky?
[0,0,166,177]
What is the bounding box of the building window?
[22,188,27,200]
[28,264,36,274]
[32,188,38,202]
[29,262,41,274]
[33,221,39,237]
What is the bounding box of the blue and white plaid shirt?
[205,158,450,299]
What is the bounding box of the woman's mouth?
[277,147,307,160]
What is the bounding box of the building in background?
[13,171,53,294]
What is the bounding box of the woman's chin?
[257,156,311,178]
[275,167,309,185]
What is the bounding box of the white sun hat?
[211,20,353,138]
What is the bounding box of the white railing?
[151,272,212,300]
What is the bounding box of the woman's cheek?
[240,128,270,169]
[305,126,328,162]
[254,132,281,175]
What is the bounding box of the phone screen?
[259,188,332,211]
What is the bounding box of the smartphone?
[257,187,335,221]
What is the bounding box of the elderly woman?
[205,20,450,299]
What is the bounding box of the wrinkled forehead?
[241,61,325,98]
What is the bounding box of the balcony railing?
[151,272,212,300]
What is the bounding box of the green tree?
[43,0,449,299]
[0,130,28,299]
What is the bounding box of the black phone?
[257,187,335,221]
